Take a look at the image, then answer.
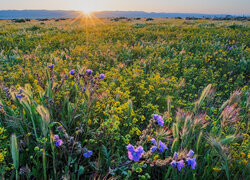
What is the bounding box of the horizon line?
[0,9,249,16]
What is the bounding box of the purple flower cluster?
[126,144,144,162]
[69,69,75,75]
[83,149,93,158]
[16,94,23,99]
[48,64,54,68]
[150,138,168,153]
[99,73,105,79]
[54,135,63,147]
[86,69,93,75]
[186,150,196,169]
[170,150,197,171]
[153,114,164,126]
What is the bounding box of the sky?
[1,0,250,15]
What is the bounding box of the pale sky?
[1,0,250,15]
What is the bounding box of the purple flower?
[83,150,93,158]
[86,69,93,75]
[170,160,177,167]
[99,73,105,79]
[187,150,194,157]
[156,115,164,126]
[159,141,168,152]
[173,152,178,160]
[151,146,157,152]
[54,135,59,140]
[55,139,63,147]
[150,139,168,153]
[153,114,159,120]
[126,144,144,162]
[151,138,157,145]
[16,94,23,99]
[57,126,63,131]
[186,157,197,170]
[69,69,75,75]
[48,64,54,68]
[177,160,185,171]
[152,114,164,126]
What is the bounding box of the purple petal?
[187,150,194,157]
[151,138,157,145]
[151,146,157,152]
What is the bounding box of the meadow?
[0,18,249,179]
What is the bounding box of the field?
[0,18,249,179]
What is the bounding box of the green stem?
[15,169,18,180]
[43,146,47,180]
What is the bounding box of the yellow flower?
[136,167,142,173]
[153,154,159,160]
[241,152,246,158]
[0,153,4,162]
[213,167,222,172]
[242,159,248,165]
[132,118,138,124]
[88,119,92,125]
[136,130,141,136]
[7,101,11,106]
[114,101,120,107]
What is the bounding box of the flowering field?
[0,18,249,179]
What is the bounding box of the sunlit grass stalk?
[194,84,212,113]
[196,131,203,153]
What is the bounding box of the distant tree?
[146,18,154,21]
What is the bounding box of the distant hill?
[0,10,247,19]
[0,10,80,19]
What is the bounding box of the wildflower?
[16,94,23,99]
[173,152,178,160]
[126,144,144,162]
[150,138,168,153]
[152,114,164,126]
[159,141,168,152]
[151,146,157,152]
[151,138,157,145]
[57,126,63,131]
[83,150,93,158]
[86,69,93,75]
[55,139,63,147]
[186,157,197,169]
[0,153,4,163]
[170,160,177,167]
[187,150,194,157]
[213,167,222,171]
[48,64,54,68]
[177,160,185,171]
[54,135,59,140]
[69,69,75,75]
[135,167,143,173]
[153,114,159,119]
[99,73,105,79]
[54,134,63,147]
[49,98,53,104]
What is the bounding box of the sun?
[81,8,94,15]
